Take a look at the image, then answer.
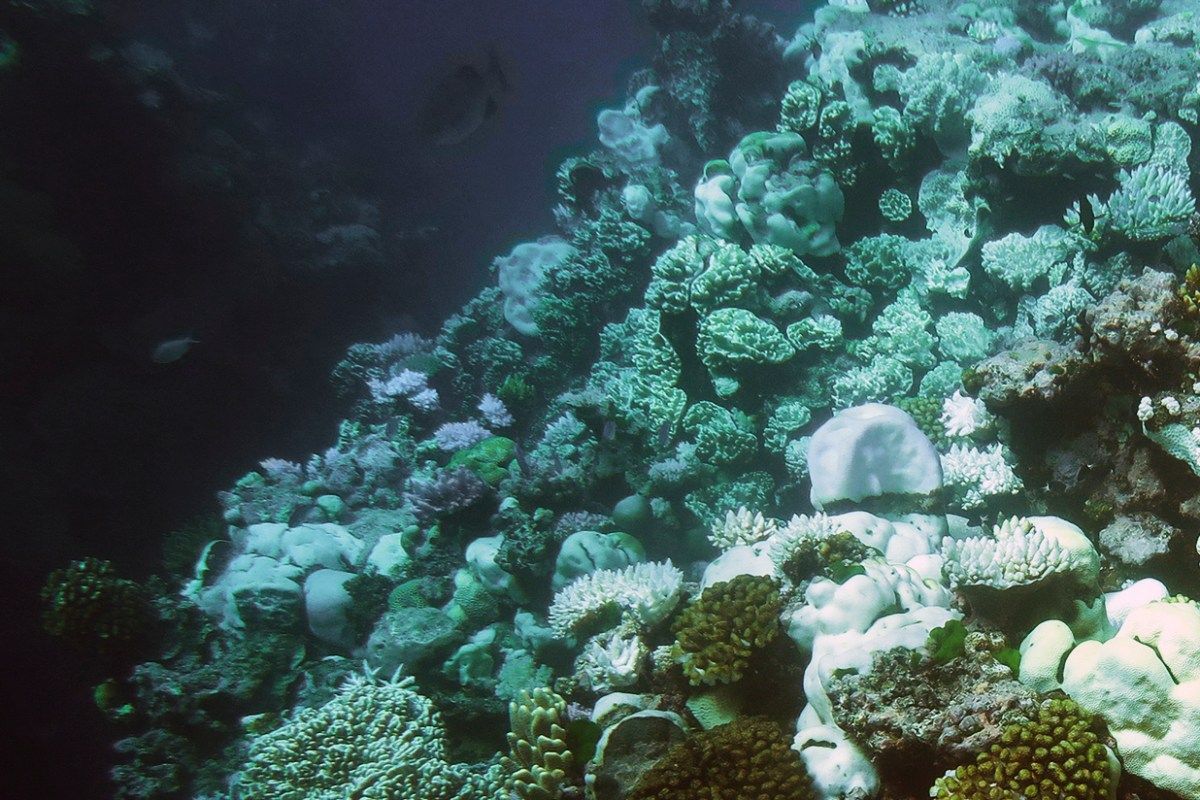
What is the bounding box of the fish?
[419,49,509,146]
[602,420,617,441]
[512,440,530,476]
[1078,194,1095,235]
[657,421,672,449]
[151,335,199,364]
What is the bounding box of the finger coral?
[502,687,573,800]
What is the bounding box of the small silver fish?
[151,336,199,364]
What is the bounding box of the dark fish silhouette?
[1078,194,1095,234]
[602,420,617,441]
[419,49,509,146]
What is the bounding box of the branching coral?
[502,687,574,800]
[548,561,683,638]
[708,506,778,550]
[930,699,1115,800]
[237,673,503,800]
[627,716,816,800]
[671,574,783,685]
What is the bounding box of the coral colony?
[41,1,1200,799]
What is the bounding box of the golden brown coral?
[628,716,815,800]
[671,575,782,686]
[931,698,1115,800]
[40,557,149,651]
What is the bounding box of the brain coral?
[671,574,783,685]
[628,716,815,800]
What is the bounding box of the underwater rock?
[365,606,462,675]
[827,631,1039,780]
[302,568,357,651]
[586,710,689,800]
[1099,513,1180,568]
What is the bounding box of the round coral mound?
[629,716,815,800]
[931,698,1114,800]
[671,574,782,685]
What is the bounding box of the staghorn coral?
[930,698,1115,800]
[628,716,816,800]
[671,575,782,686]
[501,687,574,800]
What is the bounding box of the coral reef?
[930,699,1116,800]
[627,716,815,800]
[44,1,1200,799]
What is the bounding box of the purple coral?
[405,467,487,522]
[478,393,514,427]
[433,421,492,451]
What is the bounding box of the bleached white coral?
[1105,164,1195,241]
[409,387,440,412]
[259,458,304,483]
[770,512,843,573]
[237,672,502,800]
[477,393,513,428]
[940,442,1022,509]
[939,391,993,438]
[574,630,646,692]
[368,368,428,400]
[548,560,683,637]
[376,332,429,358]
[433,421,493,452]
[708,507,778,550]
[941,516,1100,591]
